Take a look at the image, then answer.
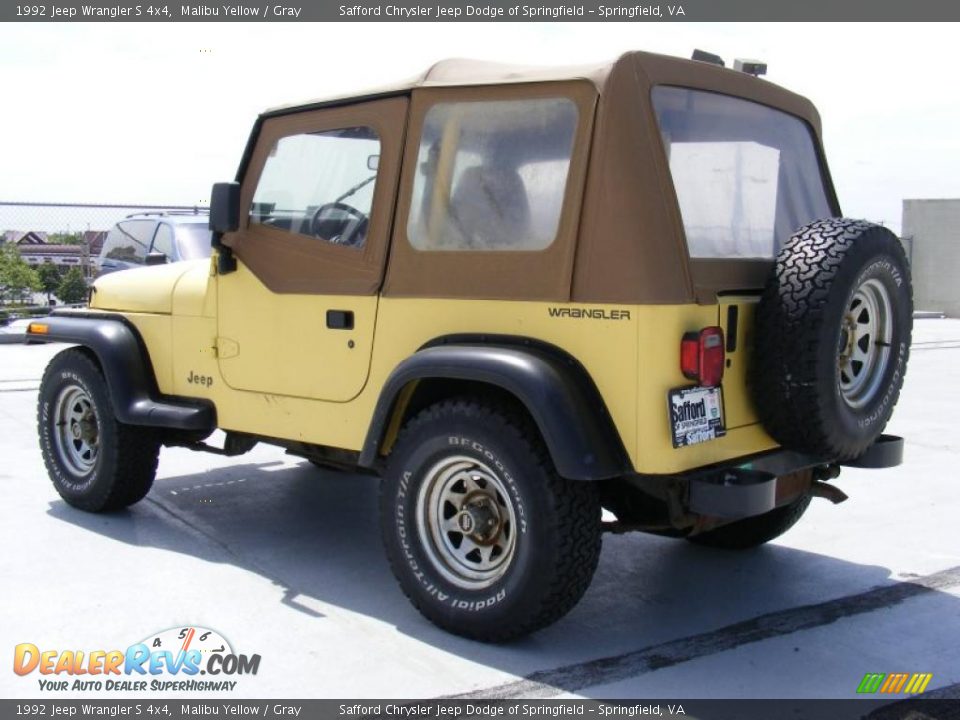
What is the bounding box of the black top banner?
[5,0,960,21]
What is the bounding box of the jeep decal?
[187,370,214,387]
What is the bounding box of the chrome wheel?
[53,384,100,478]
[416,455,518,590]
[838,278,893,409]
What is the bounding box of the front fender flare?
[29,313,214,431]
[360,345,630,481]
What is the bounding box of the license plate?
[668,385,726,448]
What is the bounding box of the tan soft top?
[265,58,611,116]
[258,51,837,305]
[266,51,817,128]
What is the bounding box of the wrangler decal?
[547,307,631,320]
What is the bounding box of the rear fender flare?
[360,343,630,481]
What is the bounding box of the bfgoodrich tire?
[38,348,160,512]
[380,399,601,642]
[753,218,912,460]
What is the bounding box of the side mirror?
[367,154,380,171]
[210,182,240,234]
[145,252,168,266]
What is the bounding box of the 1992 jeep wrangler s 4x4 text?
[30,51,912,641]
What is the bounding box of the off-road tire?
[38,348,160,512]
[380,399,601,642]
[687,495,812,550]
[753,218,912,460]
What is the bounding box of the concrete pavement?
[1,321,958,700]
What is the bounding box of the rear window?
[652,87,833,259]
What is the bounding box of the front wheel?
[380,399,601,642]
[38,348,160,512]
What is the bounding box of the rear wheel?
[38,348,160,512]
[380,399,601,642]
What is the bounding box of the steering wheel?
[310,202,369,248]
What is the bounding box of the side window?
[151,223,175,258]
[407,97,578,252]
[250,126,380,250]
[102,220,155,264]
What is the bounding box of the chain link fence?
[1,200,208,241]
[0,201,208,309]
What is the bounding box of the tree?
[56,267,89,305]
[37,263,63,304]
[0,245,42,305]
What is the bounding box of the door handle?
[326,310,354,330]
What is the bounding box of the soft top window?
[652,86,833,260]
[250,126,380,250]
[407,97,578,252]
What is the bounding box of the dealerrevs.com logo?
[13,626,261,692]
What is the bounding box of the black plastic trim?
[725,304,739,352]
[730,448,822,477]
[28,313,215,432]
[326,310,354,330]
[359,343,631,481]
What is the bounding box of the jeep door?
[216,97,407,401]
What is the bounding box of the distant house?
[82,230,107,257]
[3,230,49,245]
[5,231,101,277]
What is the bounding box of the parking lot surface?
[2,320,959,700]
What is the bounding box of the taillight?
[680,326,725,387]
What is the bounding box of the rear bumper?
[686,434,904,518]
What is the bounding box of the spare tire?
[752,218,912,460]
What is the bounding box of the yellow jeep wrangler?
[30,50,912,641]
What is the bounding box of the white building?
[902,199,960,318]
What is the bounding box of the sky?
[1,22,958,234]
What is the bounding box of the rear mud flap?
[840,434,904,469]
[689,468,777,518]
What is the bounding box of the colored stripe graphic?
[858,672,933,694]
[880,673,909,693]
[858,673,886,694]
[904,673,933,694]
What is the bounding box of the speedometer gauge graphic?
[138,626,233,658]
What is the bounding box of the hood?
[91,262,201,315]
